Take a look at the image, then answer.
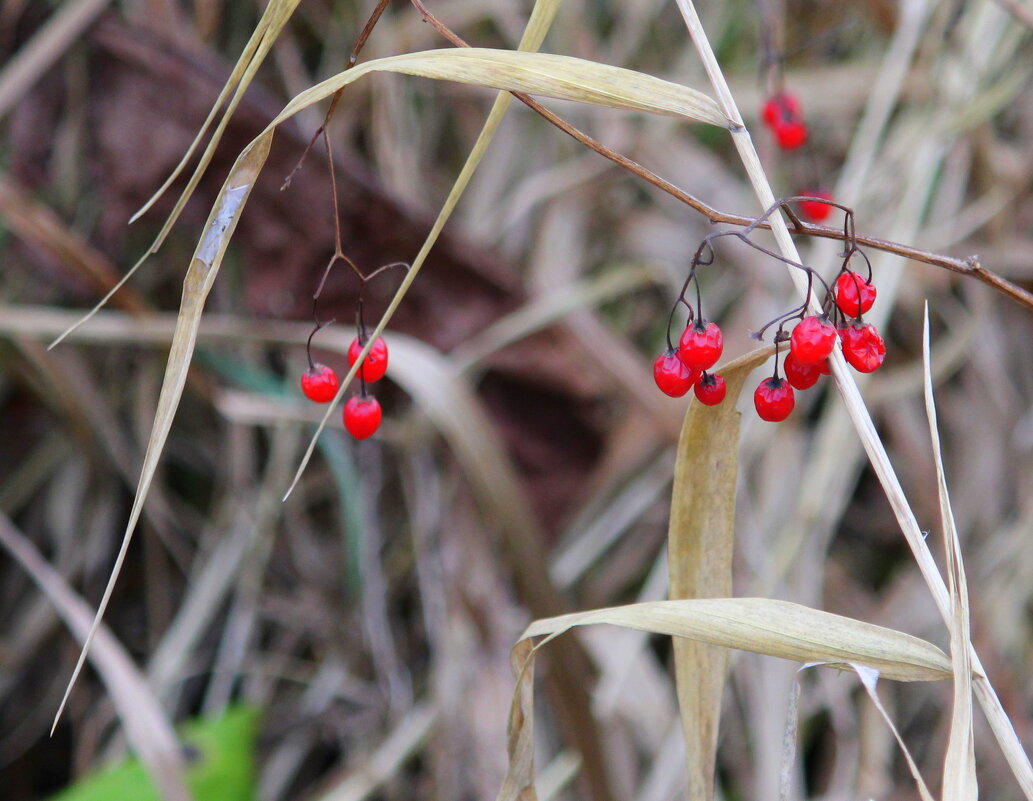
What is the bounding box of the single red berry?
[754,377,795,422]
[790,316,837,365]
[799,190,834,222]
[834,271,877,317]
[678,321,724,371]
[347,337,389,382]
[301,363,339,403]
[761,93,803,128]
[783,352,825,390]
[343,395,382,439]
[773,120,809,150]
[839,323,886,373]
[653,349,699,397]
[694,372,727,406]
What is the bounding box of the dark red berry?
[790,316,837,365]
[799,190,834,222]
[773,120,808,150]
[839,323,886,373]
[783,351,824,390]
[301,363,339,403]
[653,349,699,397]
[679,321,724,371]
[834,271,877,317]
[347,337,389,382]
[343,396,382,439]
[754,377,795,422]
[694,372,726,406]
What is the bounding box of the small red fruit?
[343,395,382,439]
[783,352,824,390]
[762,92,803,127]
[347,337,389,382]
[654,349,699,397]
[834,271,877,317]
[694,372,727,406]
[754,377,795,422]
[301,363,339,403]
[839,323,886,373]
[799,191,834,222]
[790,316,837,365]
[773,120,808,150]
[679,321,724,371]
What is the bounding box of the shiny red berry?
[839,323,886,373]
[773,120,808,150]
[694,372,726,406]
[783,351,825,390]
[678,321,724,371]
[799,190,834,222]
[653,349,699,397]
[834,271,877,317]
[790,316,837,365]
[343,396,382,439]
[754,377,795,422]
[301,363,339,403]
[347,337,389,382]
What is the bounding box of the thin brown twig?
[281,0,391,190]
[407,0,1033,314]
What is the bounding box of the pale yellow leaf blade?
[52,132,275,729]
[268,48,729,132]
[667,345,774,801]
[522,598,952,682]
[923,307,977,801]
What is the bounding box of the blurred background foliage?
[1,0,1033,799]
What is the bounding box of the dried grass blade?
[51,133,273,730]
[667,345,773,801]
[271,48,728,130]
[48,0,300,348]
[0,512,190,801]
[923,307,977,801]
[523,599,952,682]
[499,599,950,800]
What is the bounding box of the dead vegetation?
[2,1,1033,800]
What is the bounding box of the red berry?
[761,93,803,128]
[678,321,724,371]
[783,352,825,390]
[790,316,837,365]
[694,372,727,406]
[343,396,382,439]
[799,191,834,222]
[754,377,795,422]
[347,337,389,382]
[653,349,699,397]
[301,363,339,403]
[773,120,808,150]
[834,271,877,317]
[839,323,886,373]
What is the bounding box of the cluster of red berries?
[752,270,882,421]
[301,335,388,440]
[654,215,885,423]
[653,321,728,407]
[760,91,834,225]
